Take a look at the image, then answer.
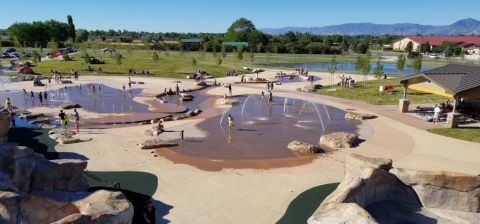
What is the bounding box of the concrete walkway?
[6,70,480,224]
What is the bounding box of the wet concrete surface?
[159,95,369,165]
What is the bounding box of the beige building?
[392,36,480,52]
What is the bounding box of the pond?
[254,62,436,75]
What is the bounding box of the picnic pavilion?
[396,64,480,127]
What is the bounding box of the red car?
[53,52,62,57]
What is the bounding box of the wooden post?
[403,82,408,99]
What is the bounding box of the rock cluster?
[19,113,44,119]
[196,81,208,86]
[0,113,10,144]
[139,139,178,149]
[308,153,480,224]
[48,128,91,144]
[345,112,378,121]
[58,103,81,110]
[319,132,359,149]
[0,139,133,223]
[302,84,321,92]
[287,141,320,153]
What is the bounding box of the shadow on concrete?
[86,171,171,224]
[276,183,339,224]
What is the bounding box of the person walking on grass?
[72,109,80,134]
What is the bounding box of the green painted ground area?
[276,183,339,224]
[8,127,59,160]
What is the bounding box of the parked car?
[10,53,20,58]
[429,53,440,59]
[5,48,16,53]
[59,48,74,53]
[1,52,12,58]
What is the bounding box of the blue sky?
[1,0,479,33]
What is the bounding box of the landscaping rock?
[48,128,76,140]
[56,138,82,144]
[390,168,480,212]
[224,100,240,105]
[193,109,202,114]
[19,113,44,119]
[302,85,316,92]
[0,171,18,192]
[0,190,28,224]
[38,124,57,129]
[137,81,145,84]
[180,97,193,101]
[139,139,178,149]
[181,93,194,98]
[345,112,378,121]
[162,117,173,122]
[185,111,195,118]
[345,153,392,179]
[319,132,359,149]
[31,159,88,192]
[287,141,320,153]
[0,113,10,145]
[58,103,81,110]
[19,190,133,224]
[29,117,50,125]
[196,81,207,86]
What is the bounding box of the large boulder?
[308,202,378,224]
[29,117,51,125]
[345,154,392,179]
[0,171,18,192]
[196,81,207,86]
[319,132,359,149]
[58,103,81,110]
[287,141,320,153]
[345,112,378,121]
[56,138,82,144]
[139,139,178,149]
[0,190,28,224]
[19,190,133,224]
[19,113,44,119]
[0,145,37,192]
[0,113,10,145]
[390,168,480,212]
[48,128,76,140]
[31,159,89,192]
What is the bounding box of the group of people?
[23,89,49,106]
[128,69,151,76]
[163,83,181,96]
[192,70,207,82]
[226,70,236,76]
[70,69,79,80]
[58,109,80,134]
[339,75,354,88]
[300,68,308,76]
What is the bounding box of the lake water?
[255,62,435,75]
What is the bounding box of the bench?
[415,107,435,116]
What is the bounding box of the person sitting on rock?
[156,120,164,132]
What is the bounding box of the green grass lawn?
[428,128,480,144]
[4,50,252,79]
[313,79,453,105]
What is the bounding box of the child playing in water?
[180,130,184,141]
[228,114,233,130]
[123,84,125,91]
[261,91,265,101]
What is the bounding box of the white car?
[429,54,440,59]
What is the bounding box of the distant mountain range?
[261,18,480,36]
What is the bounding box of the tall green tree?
[221,45,227,60]
[405,41,413,54]
[396,54,406,77]
[84,53,91,64]
[361,55,371,88]
[67,15,75,42]
[39,45,43,54]
[62,49,69,61]
[152,51,159,73]
[224,18,256,42]
[355,55,363,83]
[373,57,384,85]
[412,56,422,73]
[328,56,337,87]
[115,52,122,72]
[236,46,244,61]
[247,49,254,63]
[47,40,58,55]
[31,50,38,66]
